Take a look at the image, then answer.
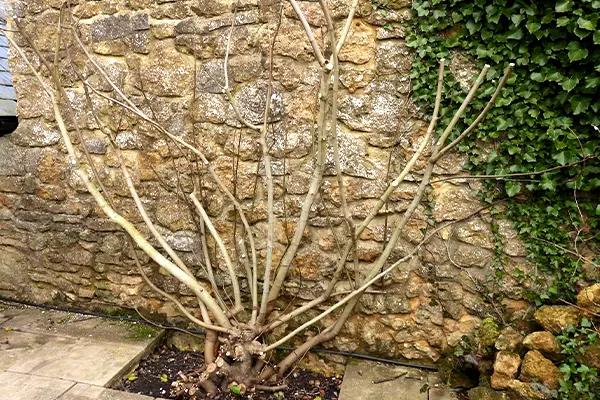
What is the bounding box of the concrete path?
[0,302,165,400]
[339,360,458,400]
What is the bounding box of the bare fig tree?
[6,0,511,396]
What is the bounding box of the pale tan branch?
[135,257,233,334]
[7,33,232,329]
[436,64,490,146]
[288,0,327,67]
[256,12,282,325]
[190,192,243,311]
[265,203,493,352]
[433,63,514,161]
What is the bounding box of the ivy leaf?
[553,151,567,165]
[556,16,571,27]
[582,318,592,328]
[505,181,522,197]
[555,0,573,12]
[466,20,480,34]
[567,42,589,62]
[511,14,525,26]
[526,21,541,33]
[541,175,557,191]
[507,28,524,40]
[570,96,590,114]
[560,76,579,91]
[584,77,600,89]
[577,17,596,30]
[531,72,545,82]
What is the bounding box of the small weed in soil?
[116,345,341,400]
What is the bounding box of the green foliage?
[124,321,159,340]
[477,317,500,348]
[557,318,599,400]
[230,384,242,395]
[408,0,600,303]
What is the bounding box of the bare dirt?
[116,345,341,399]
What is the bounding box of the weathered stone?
[451,242,494,268]
[167,331,204,352]
[195,59,231,94]
[10,119,60,147]
[231,81,284,125]
[523,332,561,360]
[138,42,194,96]
[520,350,561,390]
[449,51,479,92]
[506,380,557,400]
[273,20,323,62]
[190,0,233,17]
[90,13,150,55]
[577,283,600,315]
[325,129,379,179]
[339,20,376,64]
[497,220,527,257]
[155,194,195,232]
[453,219,495,249]
[339,91,409,134]
[495,327,524,352]
[534,305,580,333]
[491,351,521,390]
[431,183,482,222]
[191,92,230,123]
[375,40,412,74]
[468,386,508,400]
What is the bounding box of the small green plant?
[557,318,599,400]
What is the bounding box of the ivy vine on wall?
[407,0,600,304]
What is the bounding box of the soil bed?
[116,345,341,400]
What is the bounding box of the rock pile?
[468,283,600,400]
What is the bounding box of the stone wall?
[0,0,532,362]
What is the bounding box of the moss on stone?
[477,318,500,348]
[122,321,160,340]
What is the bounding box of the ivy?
[557,319,599,400]
[408,0,600,304]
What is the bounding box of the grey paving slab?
[0,371,75,400]
[428,387,459,400]
[0,306,163,387]
[428,373,459,400]
[339,360,429,400]
[59,383,155,400]
[0,308,160,344]
[4,331,154,386]
[0,305,26,326]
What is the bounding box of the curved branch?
[7,33,232,329]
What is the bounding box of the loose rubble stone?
[534,305,580,333]
[491,351,521,390]
[522,332,561,360]
[468,386,508,400]
[520,350,561,390]
[507,380,557,400]
[576,283,600,315]
[495,327,524,352]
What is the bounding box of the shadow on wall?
[0,2,18,136]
